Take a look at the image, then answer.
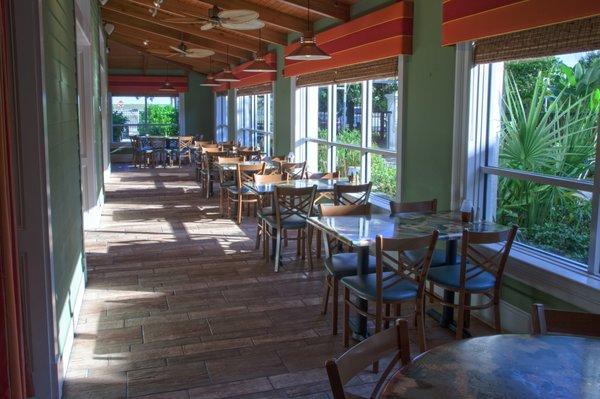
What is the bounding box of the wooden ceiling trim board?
[103,0,259,53]
[276,0,349,21]
[193,0,308,33]
[102,8,252,60]
[126,0,287,45]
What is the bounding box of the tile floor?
[63,165,492,399]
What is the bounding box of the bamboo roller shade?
[236,82,273,97]
[296,57,399,87]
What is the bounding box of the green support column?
[273,45,294,156]
[227,88,237,142]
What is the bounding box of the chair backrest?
[326,319,411,399]
[202,145,221,152]
[194,140,212,147]
[389,199,437,216]
[531,303,600,337]
[179,136,194,150]
[236,162,265,188]
[280,161,307,180]
[254,173,284,184]
[217,156,244,164]
[202,151,228,170]
[273,185,317,228]
[239,149,262,161]
[319,204,371,258]
[376,231,439,302]
[459,225,518,290]
[130,135,141,151]
[149,137,165,150]
[333,182,372,205]
[308,171,340,179]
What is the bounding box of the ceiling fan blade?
[200,22,215,31]
[169,45,187,55]
[221,19,265,31]
[184,48,215,58]
[217,9,258,23]
[162,16,204,23]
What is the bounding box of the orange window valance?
[442,0,600,46]
[283,1,413,78]
[212,52,277,93]
[108,75,188,94]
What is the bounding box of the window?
[236,92,273,155]
[467,50,600,275]
[216,93,228,143]
[297,78,399,199]
[111,95,179,142]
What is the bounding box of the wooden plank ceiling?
[104,0,357,74]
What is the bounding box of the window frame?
[215,93,228,143]
[456,43,600,277]
[294,69,403,201]
[235,90,274,155]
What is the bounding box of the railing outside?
[113,123,179,142]
[236,128,273,155]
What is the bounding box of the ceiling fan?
[149,41,215,59]
[163,6,265,31]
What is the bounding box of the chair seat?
[227,186,254,195]
[324,253,376,278]
[341,272,419,302]
[427,264,496,292]
[257,206,273,217]
[264,214,307,230]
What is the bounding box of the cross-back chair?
[177,136,194,166]
[149,137,168,167]
[279,161,307,180]
[130,136,147,168]
[326,319,412,399]
[216,157,244,215]
[334,182,372,205]
[239,149,262,161]
[227,162,265,224]
[264,185,317,271]
[389,199,437,216]
[253,173,284,257]
[199,150,228,197]
[341,231,439,354]
[531,303,600,337]
[308,171,340,180]
[427,225,518,339]
[319,204,374,336]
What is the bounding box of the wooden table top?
[381,334,600,399]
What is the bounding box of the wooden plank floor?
[63,165,493,399]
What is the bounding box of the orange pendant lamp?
[200,56,222,87]
[244,30,277,73]
[215,46,241,82]
[285,0,331,61]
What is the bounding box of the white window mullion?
[588,118,600,276]
[330,84,336,173]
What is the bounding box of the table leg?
[349,246,369,340]
[440,240,457,326]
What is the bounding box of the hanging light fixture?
[200,56,222,87]
[159,60,177,92]
[285,0,331,61]
[244,30,277,73]
[214,46,241,82]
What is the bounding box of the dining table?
[307,211,507,339]
[380,334,600,398]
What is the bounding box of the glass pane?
[370,153,397,199]
[318,143,329,172]
[318,86,329,131]
[490,55,599,180]
[494,176,590,264]
[256,95,265,130]
[336,148,361,177]
[370,78,398,151]
[112,96,144,140]
[336,83,362,145]
[269,93,274,132]
[142,96,179,136]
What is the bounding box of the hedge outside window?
[111,96,179,142]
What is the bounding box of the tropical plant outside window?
[236,93,273,154]
[111,96,179,141]
[299,78,399,199]
[484,51,600,267]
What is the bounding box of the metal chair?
[320,204,375,336]
[341,231,439,352]
[326,319,411,399]
[427,225,518,339]
[531,303,600,337]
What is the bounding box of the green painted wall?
[401,0,455,209]
[227,88,237,142]
[43,0,86,356]
[273,45,294,155]
[185,72,215,138]
[91,3,104,200]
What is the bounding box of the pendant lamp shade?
[200,57,224,86]
[158,80,177,92]
[214,68,240,82]
[286,35,331,60]
[244,57,276,73]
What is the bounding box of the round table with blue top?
[381,334,600,399]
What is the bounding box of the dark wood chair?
[308,171,340,179]
[264,185,317,271]
[320,204,374,336]
[341,231,439,353]
[227,162,265,224]
[239,149,262,161]
[279,161,307,180]
[199,150,227,197]
[254,173,284,258]
[389,199,437,215]
[427,225,519,339]
[216,156,244,215]
[177,136,194,166]
[531,303,600,337]
[334,182,372,205]
[326,319,412,399]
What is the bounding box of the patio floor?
[63,164,492,399]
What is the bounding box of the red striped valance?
[283,1,412,78]
[212,52,277,93]
[109,75,188,94]
[442,0,600,46]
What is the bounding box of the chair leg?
[493,288,502,333]
[255,220,261,250]
[237,196,243,224]
[263,221,269,259]
[416,298,427,353]
[332,278,339,336]
[343,287,350,348]
[321,276,331,315]
[384,304,390,329]
[306,227,313,270]
[284,230,289,247]
[455,291,466,340]
[373,295,382,373]
[394,303,402,317]
[274,230,282,272]
[296,229,301,256]
[316,230,322,259]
